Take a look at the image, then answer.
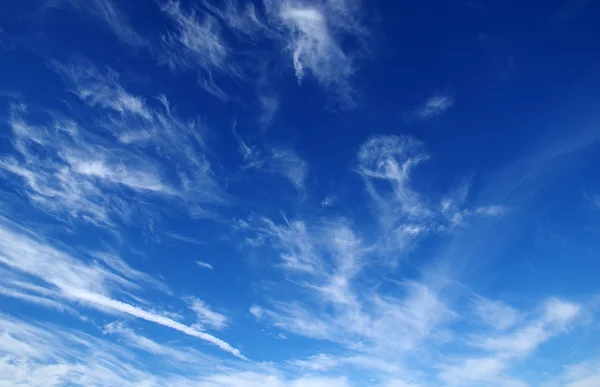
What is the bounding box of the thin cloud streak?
[0,217,245,360]
[196,261,214,270]
[47,0,147,47]
[72,290,246,359]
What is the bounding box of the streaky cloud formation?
[47,0,147,48]
[196,260,214,270]
[0,216,246,360]
[1,0,599,386]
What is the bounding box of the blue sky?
[0,0,600,386]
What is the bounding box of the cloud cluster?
[51,0,372,110]
[356,135,507,252]
[0,60,228,229]
[1,2,598,387]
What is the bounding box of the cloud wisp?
[47,0,147,48]
[1,2,598,386]
[0,216,246,360]
[0,59,230,229]
[54,0,373,109]
[417,94,454,119]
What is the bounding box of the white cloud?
[321,196,335,207]
[232,129,309,191]
[290,353,402,375]
[590,193,600,209]
[258,95,280,128]
[52,59,152,119]
[269,149,309,191]
[438,357,507,385]
[0,60,229,228]
[69,290,245,359]
[165,232,206,245]
[188,297,229,331]
[64,154,175,195]
[196,261,214,270]
[250,305,264,319]
[238,215,455,358]
[472,296,520,330]
[271,0,368,107]
[356,135,437,252]
[417,94,454,119]
[103,321,215,365]
[470,299,579,356]
[0,217,245,360]
[554,358,600,387]
[201,0,269,40]
[160,0,230,73]
[439,298,580,386]
[50,0,147,48]
[440,182,508,227]
[0,313,251,386]
[357,135,431,221]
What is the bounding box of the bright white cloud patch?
[273,0,368,106]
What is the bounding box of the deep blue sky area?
[0,0,599,386]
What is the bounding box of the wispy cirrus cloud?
[103,321,217,365]
[188,297,229,331]
[544,356,600,387]
[356,135,507,253]
[237,214,454,358]
[196,261,214,270]
[50,0,373,109]
[0,217,246,360]
[47,0,147,48]
[159,0,230,72]
[417,93,454,119]
[0,59,229,228]
[268,0,370,107]
[439,298,580,386]
[233,127,309,191]
[587,192,600,209]
[0,311,353,386]
[51,59,152,119]
[258,94,280,128]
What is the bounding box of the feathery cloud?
[439,298,580,386]
[417,94,454,119]
[233,128,309,191]
[196,261,214,270]
[270,0,369,107]
[49,0,147,48]
[0,217,245,359]
[160,0,230,73]
[188,297,229,330]
[0,60,229,228]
